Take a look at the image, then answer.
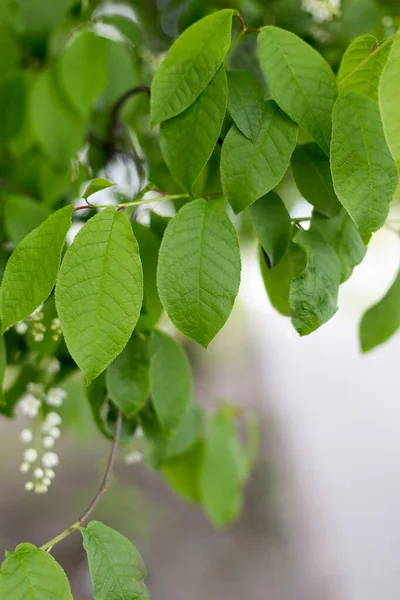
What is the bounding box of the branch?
[40,410,123,551]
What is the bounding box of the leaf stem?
[291,216,312,223]
[74,193,188,212]
[40,410,123,552]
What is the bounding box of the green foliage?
[380,34,400,167]
[250,191,291,267]
[82,521,149,600]
[82,178,116,200]
[226,70,265,141]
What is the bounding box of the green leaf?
[257,26,337,154]
[30,70,85,167]
[226,70,265,141]
[360,268,400,352]
[59,31,108,118]
[0,72,26,150]
[106,334,150,417]
[258,242,305,317]
[17,0,72,34]
[0,542,73,599]
[337,34,392,100]
[157,199,241,346]
[4,195,50,244]
[200,406,247,528]
[163,441,204,503]
[101,40,140,109]
[160,66,227,193]
[139,402,168,470]
[330,93,398,243]
[150,9,234,125]
[291,143,341,218]
[221,101,298,214]
[82,521,149,600]
[379,34,400,167]
[290,229,342,335]
[310,210,366,282]
[1,205,73,332]
[249,191,291,267]
[82,178,116,200]
[150,330,192,433]
[0,335,6,406]
[132,222,163,332]
[55,207,143,384]
[165,401,204,460]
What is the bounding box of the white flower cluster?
[18,383,66,494]
[301,0,341,23]
[14,306,64,343]
[50,318,62,342]
[124,426,144,466]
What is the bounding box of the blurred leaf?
[163,441,204,503]
[4,195,50,244]
[17,0,73,35]
[250,191,291,267]
[0,72,27,150]
[165,401,204,460]
[82,178,115,199]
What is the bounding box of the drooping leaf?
[101,39,140,108]
[258,241,306,317]
[139,401,168,469]
[160,66,227,193]
[30,70,85,167]
[249,191,291,267]
[165,401,204,460]
[291,143,341,217]
[226,70,265,141]
[59,31,108,117]
[221,100,298,214]
[163,441,204,503]
[330,93,398,243]
[200,405,247,528]
[132,222,163,332]
[82,178,115,200]
[106,334,150,417]
[257,26,337,154]
[150,9,234,125]
[0,335,6,406]
[55,207,143,384]
[150,330,192,433]
[337,34,392,100]
[310,210,366,282]
[4,195,50,244]
[1,205,74,332]
[290,229,342,335]
[0,543,73,600]
[360,268,400,352]
[157,199,241,346]
[82,521,149,600]
[379,33,400,167]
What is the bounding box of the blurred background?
[1,0,400,599]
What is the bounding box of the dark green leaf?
[163,441,204,503]
[226,70,264,141]
[0,72,26,150]
[165,401,204,460]
[249,191,291,267]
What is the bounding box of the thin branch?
[235,13,246,32]
[291,216,312,223]
[79,409,123,526]
[73,193,188,213]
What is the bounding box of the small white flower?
[43,436,55,449]
[20,462,30,473]
[31,305,44,321]
[33,333,44,342]
[45,412,62,427]
[42,452,59,468]
[47,358,61,375]
[19,394,41,418]
[135,426,144,440]
[15,322,28,335]
[25,481,34,491]
[27,382,44,396]
[49,427,61,440]
[50,318,61,331]
[45,469,55,479]
[34,468,44,478]
[34,483,48,494]
[24,448,38,463]
[42,477,52,486]
[20,429,33,444]
[46,388,67,407]
[124,451,143,465]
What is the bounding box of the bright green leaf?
[227,70,265,141]
[221,101,298,214]
[331,93,398,243]
[82,521,149,600]
[1,205,73,332]
[59,31,108,117]
[157,199,241,346]
[249,191,291,267]
[0,542,73,599]
[160,66,227,193]
[150,330,192,433]
[257,26,337,154]
[291,143,341,217]
[82,178,116,200]
[200,406,247,528]
[55,207,143,384]
[106,334,150,417]
[310,210,366,282]
[360,268,400,352]
[4,195,50,244]
[337,34,392,100]
[290,229,342,335]
[380,33,400,167]
[30,70,85,167]
[150,9,234,125]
